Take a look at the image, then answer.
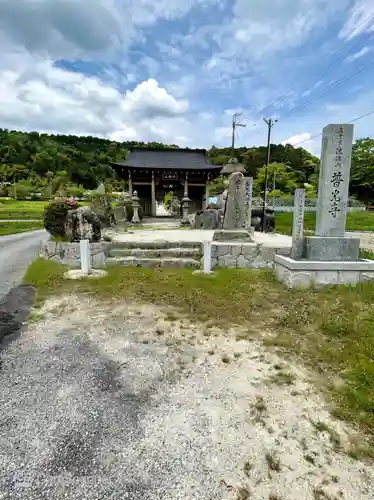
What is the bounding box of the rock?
[90,194,116,228]
[194,209,220,229]
[65,206,102,242]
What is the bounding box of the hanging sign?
[162,172,178,181]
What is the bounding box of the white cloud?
[339,0,374,40]
[0,0,224,60]
[0,57,189,142]
[345,45,371,62]
[0,0,124,59]
[282,133,312,147]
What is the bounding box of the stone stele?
[214,172,253,241]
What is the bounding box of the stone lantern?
[180,191,191,225]
[220,157,246,176]
[131,190,141,224]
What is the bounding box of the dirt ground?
[0,296,373,500]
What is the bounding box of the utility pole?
[261,118,277,232]
[231,112,246,159]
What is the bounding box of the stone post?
[305,124,360,261]
[131,190,141,224]
[151,171,156,217]
[80,239,91,275]
[290,188,305,260]
[184,173,189,197]
[180,191,191,225]
[128,171,133,196]
[244,177,253,231]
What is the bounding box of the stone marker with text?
[305,124,360,261]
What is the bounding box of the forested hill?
[0,128,372,201]
[0,128,178,190]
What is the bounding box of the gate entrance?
[110,147,222,217]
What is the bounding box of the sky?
[0,0,374,156]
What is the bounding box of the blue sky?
[0,0,373,155]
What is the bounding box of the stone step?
[106,256,200,269]
[108,247,201,258]
[110,240,201,250]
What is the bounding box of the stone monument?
[213,171,253,241]
[290,188,305,260]
[274,123,374,287]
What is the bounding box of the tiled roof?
[110,147,221,170]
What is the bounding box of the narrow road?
[0,230,47,300]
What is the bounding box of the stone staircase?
[106,241,202,269]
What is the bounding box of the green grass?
[275,211,374,235]
[0,200,47,220]
[0,220,44,235]
[24,260,374,447]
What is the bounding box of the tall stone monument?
[213,172,253,241]
[305,124,359,261]
[274,123,374,287]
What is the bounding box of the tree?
[254,162,298,196]
[350,138,374,202]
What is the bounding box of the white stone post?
[203,241,212,273]
[290,188,305,260]
[80,239,91,275]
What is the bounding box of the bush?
[44,199,79,236]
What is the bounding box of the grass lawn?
[0,221,44,236]
[276,210,374,235]
[24,259,374,453]
[0,200,46,220]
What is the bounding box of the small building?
[110,147,222,216]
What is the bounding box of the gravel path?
[0,296,372,500]
[0,230,47,300]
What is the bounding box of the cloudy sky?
[0,0,374,155]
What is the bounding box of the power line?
[289,108,374,147]
[249,13,374,119]
[281,58,374,119]
[230,113,246,157]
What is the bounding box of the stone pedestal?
[213,229,254,241]
[274,255,374,288]
[305,236,360,261]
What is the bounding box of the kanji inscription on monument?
[290,188,305,260]
[315,124,354,237]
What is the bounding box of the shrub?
[44,199,79,236]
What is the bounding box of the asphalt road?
[0,230,47,301]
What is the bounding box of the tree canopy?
[0,128,372,202]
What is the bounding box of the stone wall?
[40,241,109,269]
[211,242,291,269]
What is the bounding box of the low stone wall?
[39,241,109,269]
[211,242,291,269]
